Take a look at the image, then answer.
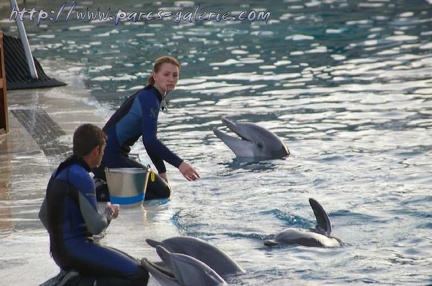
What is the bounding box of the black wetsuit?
[93,86,183,200]
[39,156,149,286]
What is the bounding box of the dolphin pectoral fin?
[309,198,332,236]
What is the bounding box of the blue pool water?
[1,0,431,285]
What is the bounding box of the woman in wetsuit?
[39,124,149,286]
[92,56,200,201]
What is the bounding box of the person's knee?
[145,174,171,200]
[75,270,149,286]
[131,267,149,286]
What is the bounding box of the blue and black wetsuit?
[39,156,149,286]
[93,85,183,200]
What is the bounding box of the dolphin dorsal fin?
[309,198,332,236]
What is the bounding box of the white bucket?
[104,167,150,205]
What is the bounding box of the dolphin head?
[146,236,245,276]
[157,246,228,286]
[140,258,179,286]
[140,246,228,286]
[213,118,290,160]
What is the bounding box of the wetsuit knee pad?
[133,267,150,286]
[145,171,171,201]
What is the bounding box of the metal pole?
[9,0,38,79]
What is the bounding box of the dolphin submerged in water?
[141,236,244,286]
[141,246,228,286]
[264,198,343,248]
[213,117,290,160]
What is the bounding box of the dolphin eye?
[257,142,263,148]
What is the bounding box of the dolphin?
[145,236,245,276]
[213,118,289,160]
[141,246,228,286]
[264,198,343,248]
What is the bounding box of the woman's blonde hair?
[146,56,180,86]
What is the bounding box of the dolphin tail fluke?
[309,198,332,236]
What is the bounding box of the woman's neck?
[153,84,167,98]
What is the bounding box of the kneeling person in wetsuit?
[39,124,149,286]
[92,56,200,201]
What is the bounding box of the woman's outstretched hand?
[179,161,200,181]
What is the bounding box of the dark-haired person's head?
[73,124,107,167]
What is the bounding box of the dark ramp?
[11,108,70,156]
[4,34,66,90]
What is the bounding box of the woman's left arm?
[140,93,183,170]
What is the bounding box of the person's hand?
[111,203,120,219]
[178,161,200,181]
[106,202,120,220]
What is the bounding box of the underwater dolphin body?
[264,198,343,248]
[145,236,245,277]
[213,118,290,160]
[141,246,228,286]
